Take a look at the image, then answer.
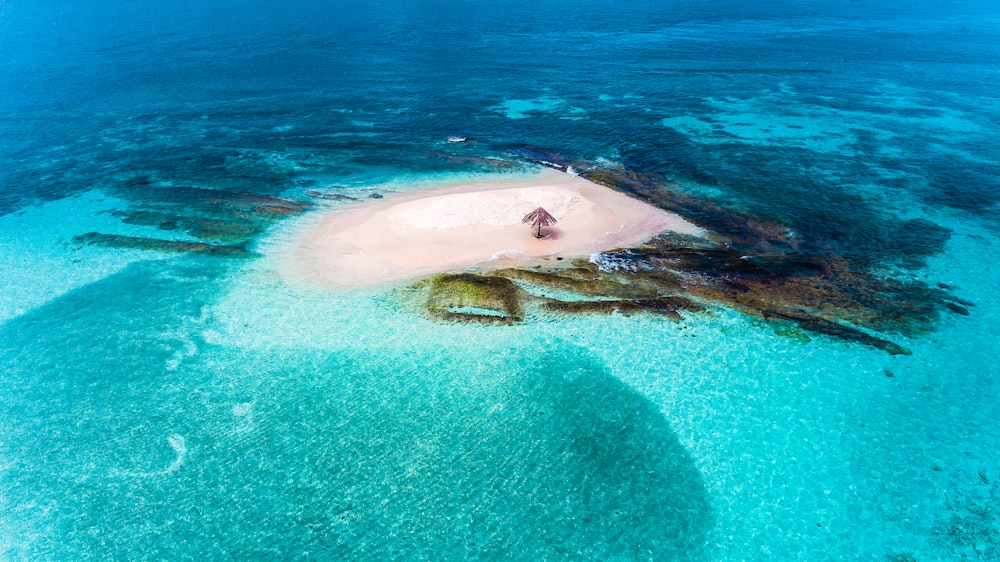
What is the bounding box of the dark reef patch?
[73,232,253,257]
[108,210,262,243]
[422,273,525,323]
[492,267,657,301]
[107,179,312,217]
[612,140,958,270]
[78,179,312,257]
[889,218,953,269]
[426,150,521,171]
[402,147,971,355]
[543,297,705,321]
[305,190,358,201]
[74,143,970,355]
[924,164,1000,215]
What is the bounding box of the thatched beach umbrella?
[522,207,557,238]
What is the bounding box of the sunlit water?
[2,1,999,559]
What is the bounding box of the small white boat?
[447,136,467,143]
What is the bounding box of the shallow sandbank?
[282,170,704,288]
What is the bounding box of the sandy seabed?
[281,170,703,288]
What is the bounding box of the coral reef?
[89,150,970,355]
[82,177,311,255]
[542,297,704,321]
[74,232,251,257]
[305,190,358,201]
[422,273,525,323]
[403,147,972,355]
[426,151,521,171]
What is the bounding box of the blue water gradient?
[2,0,999,559]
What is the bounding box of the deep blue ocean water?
[2,1,999,559]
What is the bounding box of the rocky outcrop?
[84,180,312,257]
[305,190,358,201]
[423,273,525,323]
[408,270,705,326]
[542,296,705,321]
[431,146,973,355]
[74,232,252,257]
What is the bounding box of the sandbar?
[282,170,703,288]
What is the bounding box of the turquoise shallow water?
[1,190,997,559]
[3,1,1000,559]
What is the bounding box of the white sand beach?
[282,170,703,288]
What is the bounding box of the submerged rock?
[460,146,975,355]
[760,308,911,356]
[110,210,263,243]
[107,183,311,214]
[410,269,704,326]
[305,190,358,201]
[424,273,525,323]
[253,204,307,216]
[427,151,520,170]
[97,180,312,251]
[543,297,704,321]
[493,266,658,301]
[74,232,252,257]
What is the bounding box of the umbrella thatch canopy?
[522,207,558,238]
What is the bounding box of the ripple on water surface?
[0,260,712,558]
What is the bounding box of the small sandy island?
[282,169,703,288]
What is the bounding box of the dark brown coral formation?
[73,232,252,257]
[76,177,312,254]
[542,297,704,321]
[84,150,970,356]
[422,273,525,323]
[488,147,972,355]
[305,190,358,201]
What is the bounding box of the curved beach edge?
[279,169,705,289]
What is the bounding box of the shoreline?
[279,169,704,288]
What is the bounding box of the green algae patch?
[425,273,525,323]
[492,265,658,301]
[95,179,313,248]
[74,232,253,258]
[110,210,266,243]
[410,268,708,326]
[543,296,705,320]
